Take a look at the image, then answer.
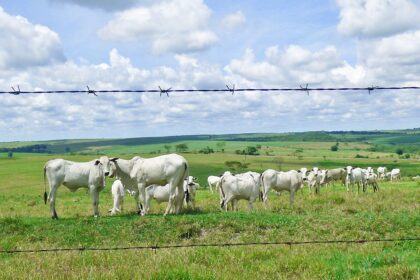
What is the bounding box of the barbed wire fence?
[2,84,420,97]
[1,237,419,254]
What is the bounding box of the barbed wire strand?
[1,237,418,254]
[1,85,420,95]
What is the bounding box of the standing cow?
[320,168,346,187]
[377,167,388,180]
[261,169,303,207]
[43,157,108,219]
[345,166,366,193]
[207,175,221,193]
[130,154,189,216]
[390,169,401,181]
[219,172,260,211]
[105,156,143,213]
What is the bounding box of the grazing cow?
[143,181,198,213]
[385,172,392,180]
[345,166,366,193]
[207,175,221,193]
[130,154,189,215]
[219,172,260,211]
[320,168,346,187]
[364,172,379,192]
[109,179,125,215]
[377,167,388,180]
[261,169,303,207]
[43,158,106,219]
[390,169,401,181]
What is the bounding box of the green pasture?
[0,147,419,279]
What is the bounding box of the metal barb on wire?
[226,84,235,95]
[300,83,310,95]
[10,85,21,95]
[367,86,377,95]
[86,86,97,96]
[159,86,171,97]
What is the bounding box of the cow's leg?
[49,184,59,219]
[90,187,100,217]
[132,190,142,214]
[224,196,233,212]
[175,184,184,214]
[289,190,295,208]
[137,183,146,216]
[262,182,271,204]
[363,181,367,193]
[208,181,213,193]
[248,199,254,211]
[165,182,177,216]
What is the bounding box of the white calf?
[144,182,198,213]
[109,180,125,215]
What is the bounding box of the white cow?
[219,172,260,211]
[377,167,388,180]
[143,181,198,213]
[130,154,189,216]
[207,175,221,193]
[43,158,106,219]
[320,168,346,187]
[345,166,366,193]
[307,169,322,194]
[105,156,143,213]
[109,179,125,215]
[364,172,379,192]
[390,169,401,181]
[261,169,303,207]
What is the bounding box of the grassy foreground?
[0,153,419,279]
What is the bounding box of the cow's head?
[346,166,353,176]
[99,156,118,177]
[320,170,328,184]
[300,168,308,181]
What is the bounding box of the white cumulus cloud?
[221,11,246,30]
[0,7,65,69]
[97,0,218,54]
[337,0,420,38]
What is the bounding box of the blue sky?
[0,0,419,141]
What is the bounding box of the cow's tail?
[183,162,190,203]
[219,177,226,209]
[259,173,265,202]
[43,165,48,205]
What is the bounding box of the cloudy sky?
[0,0,419,141]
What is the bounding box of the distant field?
[0,132,419,279]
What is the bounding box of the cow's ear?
[94,160,100,165]
[110,157,119,162]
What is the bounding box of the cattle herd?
[43,154,402,219]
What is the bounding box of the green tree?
[163,145,172,153]
[246,146,259,155]
[7,151,13,158]
[330,145,338,151]
[175,143,189,153]
[396,148,404,155]
[216,142,226,152]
